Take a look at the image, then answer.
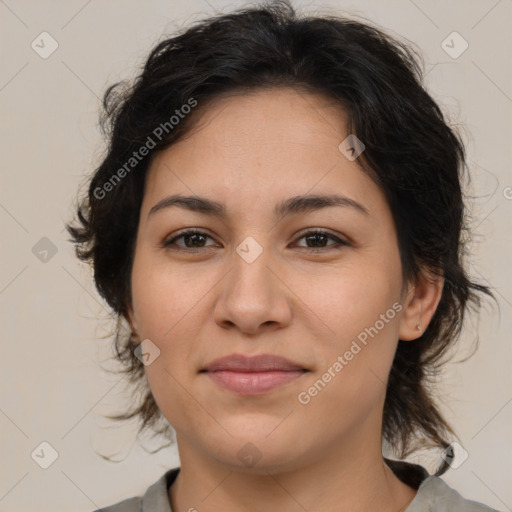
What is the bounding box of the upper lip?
[202,354,307,372]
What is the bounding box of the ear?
[398,268,444,341]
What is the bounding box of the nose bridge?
[234,237,272,291]
[214,235,291,332]
[231,235,277,305]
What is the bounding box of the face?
[129,87,417,473]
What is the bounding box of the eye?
[162,228,350,252]
[293,229,350,251]
[162,229,217,250]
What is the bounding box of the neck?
[169,434,417,512]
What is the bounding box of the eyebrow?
[147,193,370,221]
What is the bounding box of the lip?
[203,354,306,372]
[201,354,308,395]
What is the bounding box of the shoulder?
[94,496,141,512]
[89,467,180,512]
[408,475,502,512]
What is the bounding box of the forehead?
[142,87,384,219]
[177,87,350,151]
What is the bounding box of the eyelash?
[162,228,350,252]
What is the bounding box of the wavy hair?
[67,1,493,474]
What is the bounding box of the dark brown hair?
[67,1,493,474]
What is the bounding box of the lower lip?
[205,370,305,395]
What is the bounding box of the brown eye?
[163,229,216,249]
[294,230,349,251]
[304,233,330,248]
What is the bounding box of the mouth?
[200,354,309,395]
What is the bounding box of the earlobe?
[398,269,444,341]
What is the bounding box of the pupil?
[185,234,205,247]
[308,234,327,247]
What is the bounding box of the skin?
[128,87,443,512]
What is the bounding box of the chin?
[219,415,298,449]
[214,446,304,475]
[201,420,310,474]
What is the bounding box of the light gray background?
[1,1,511,511]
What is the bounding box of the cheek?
[301,261,402,342]
[130,251,209,339]
[298,256,403,390]
[297,305,401,431]
[130,251,211,396]
[144,360,210,435]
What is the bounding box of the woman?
[67,2,500,511]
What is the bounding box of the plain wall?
[1,0,511,511]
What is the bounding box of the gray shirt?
[95,463,501,512]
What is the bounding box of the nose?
[213,244,293,335]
